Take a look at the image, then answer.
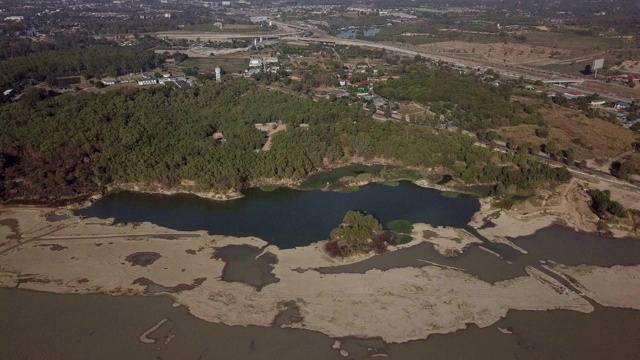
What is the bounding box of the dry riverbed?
[2,204,638,344]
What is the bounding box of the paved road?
[153,18,638,103]
[489,143,640,192]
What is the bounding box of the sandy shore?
[110,182,244,202]
[1,175,639,343]
[544,263,640,310]
[2,207,628,344]
[469,179,640,251]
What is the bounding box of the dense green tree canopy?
[0,45,158,90]
[325,210,389,257]
[0,78,570,201]
[374,66,542,131]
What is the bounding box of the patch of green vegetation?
[441,191,460,198]
[325,210,388,257]
[338,186,360,193]
[394,234,413,245]
[301,164,385,190]
[380,181,400,186]
[588,189,627,218]
[54,76,81,87]
[387,219,414,234]
[259,185,279,192]
[596,220,612,236]
[179,57,249,74]
[494,198,516,210]
[385,168,421,181]
[458,185,494,198]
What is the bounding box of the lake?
[77,182,481,249]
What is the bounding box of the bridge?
[542,79,585,85]
[153,31,297,41]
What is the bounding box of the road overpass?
[153,31,299,41]
[542,79,585,85]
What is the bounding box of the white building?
[263,57,279,64]
[249,16,268,23]
[138,79,158,86]
[249,58,263,67]
[215,67,222,82]
[102,78,117,86]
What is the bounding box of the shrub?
[387,219,413,234]
[380,181,400,187]
[338,185,360,193]
[441,191,460,198]
[588,189,627,218]
[325,210,388,258]
[535,127,549,138]
[394,234,413,245]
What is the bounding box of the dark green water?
[78,182,481,249]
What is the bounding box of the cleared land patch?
[498,105,639,161]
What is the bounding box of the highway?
[152,20,636,103]
[289,36,637,102]
[272,19,638,103]
[155,19,635,104]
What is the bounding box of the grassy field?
[498,105,640,161]
[179,57,249,74]
[535,62,591,76]
[523,31,625,51]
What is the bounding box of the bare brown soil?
[611,60,640,74]
[418,41,574,66]
[498,104,640,161]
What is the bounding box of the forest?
[0,44,158,91]
[0,78,570,201]
[374,66,542,132]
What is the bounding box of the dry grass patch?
[498,105,639,161]
[418,40,573,66]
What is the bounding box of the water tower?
[215,67,222,82]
